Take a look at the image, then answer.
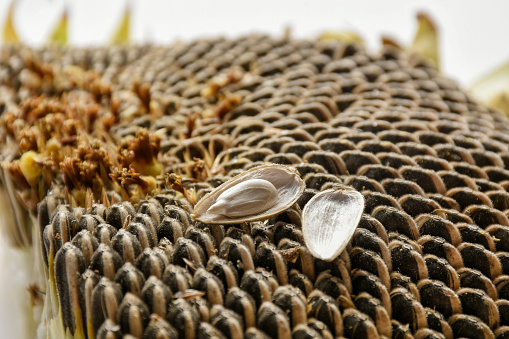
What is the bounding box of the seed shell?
[302,187,364,261]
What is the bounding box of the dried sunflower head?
[4,12,509,339]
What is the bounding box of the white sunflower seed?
[207,178,278,217]
[192,164,305,224]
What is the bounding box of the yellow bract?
[110,4,131,45]
[411,12,440,71]
[2,0,20,43]
[48,9,68,46]
[19,151,42,186]
[470,60,509,116]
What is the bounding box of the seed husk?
[302,187,364,261]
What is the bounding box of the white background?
[0,0,508,86]
[1,0,509,337]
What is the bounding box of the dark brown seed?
[141,276,172,317]
[137,200,164,226]
[352,270,392,315]
[96,319,123,339]
[272,285,307,328]
[424,307,453,339]
[389,241,428,283]
[391,319,414,339]
[78,269,101,339]
[157,217,185,244]
[306,290,343,337]
[54,243,86,335]
[218,237,255,279]
[172,237,206,269]
[399,194,442,217]
[416,215,462,246]
[342,308,379,339]
[51,209,76,252]
[106,203,133,230]
[382,178,426,198]
[93,223,118,246]
[487,225,509,253]
[257,302,292,339]
[497,299,509,327]
[117,293,150,338]
[354,292,392,337]
[458,267,498,300]
[390,287,427,332]
[135,248,166,279]
[458,242,502,279]
[465,204,509,229]
[71,230,99,267]
[75,214,104,235]
[418,235,464,269]
[418,279,461,318]
[225,286,257,329]
[253,242,288,285]
[114,262,146,297]
[373,205,419,240]
[89,243,123,280]
[424,254,460,290]
[210,304,243,338]
[288,269,314,298]
[192,268,225,306]
[162,264,192,293]
[350,248,391,290]
[91,277,123,335]
[166,298,200,339]
[164,205,192,229]
[278,239,315,282]
[143,314,178,339]
[196,322,227,339]
[110,229,142,264]
[306,318,334,339]
[239,270,273,309]
[457,288,499,328]
[449,314,495,339]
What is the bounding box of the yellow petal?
[48,8,68,46]
[2,0,20,43]
[110,4,130,45]
[411,12,440,71]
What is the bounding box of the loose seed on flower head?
[207,178,278,217]
[192,164,305,224]
[302,187,364,262]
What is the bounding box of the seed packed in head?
[2,34,509,338]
